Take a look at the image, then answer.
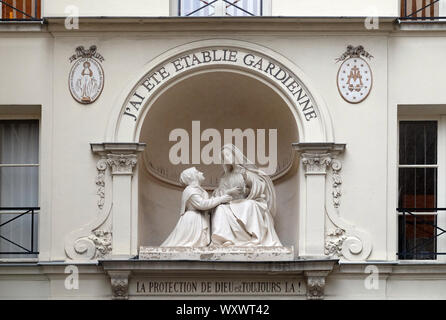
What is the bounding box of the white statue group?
[161,144,283,248]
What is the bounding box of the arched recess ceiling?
[139,70,298,188]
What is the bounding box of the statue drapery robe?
[211,166,282,247]
[161,185,223,247]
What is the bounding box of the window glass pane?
[398,215,436,260]
[179,0,262,16]
[180,0,214,16]
[399,121,437,165]
[0,120,39,164]
[425,122,436,164]
[225,0,262,16]
[398,167,437,209]
[0,210,38,258]
[0,167,38,207]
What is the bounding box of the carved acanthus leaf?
[88,230,112,259]
[106,154,137,175]
[301,153,332,174]
[325,228,347,257]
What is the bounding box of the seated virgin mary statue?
[211,144,283,247]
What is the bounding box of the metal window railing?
[179,0,263,17]
[397,208,446,260]
[400,0,443,20]
[0,0,42,21]
[0,207,39,255]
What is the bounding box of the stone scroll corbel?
[305,271,330,300]
[108,271,131,300]
[294,142,372,261]
[65,143,145,261]
[324,158,372,261]
[64,157,113,261]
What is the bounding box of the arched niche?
[138,70,300,247]
[96,40,340,259]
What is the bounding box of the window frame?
[0,114,40,261]
[397,114,446,261]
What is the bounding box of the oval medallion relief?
[336,45,373,104]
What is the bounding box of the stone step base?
[139,246,295,261]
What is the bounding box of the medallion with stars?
[336,55,372,104]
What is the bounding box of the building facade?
[1,0,446,299]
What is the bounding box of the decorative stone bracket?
[64,156,113,261]
[64,143,145,261]
[293,142,372,261]
[323,156,372,261]
[305,271,330,300]
[108,271,131,300]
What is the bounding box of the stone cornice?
[44,16,396,33]
[292,142,346,154]
[90,142,146,155]
[6,260,446,275]
[6,261,446,299]
[6,17,446,34]
[99,259,338,274]
[90,142,146,176]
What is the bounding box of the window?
[400,0,439,21]
[1,0,41,20]
[179,0,263,17]
[0,120,39,258]
[398,121,438,260]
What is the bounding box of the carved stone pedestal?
[139,246,294,261]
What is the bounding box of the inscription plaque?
[131,278,305,296]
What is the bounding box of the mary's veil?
[221,144,277,217]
